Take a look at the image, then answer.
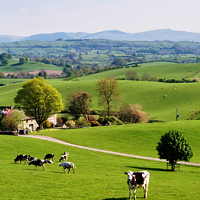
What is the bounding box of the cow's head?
[125,171,135,183]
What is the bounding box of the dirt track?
[19,135,200,167]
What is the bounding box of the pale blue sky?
[0,0,199,36]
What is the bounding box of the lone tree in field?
[65,90,93,120]
[14,77,63,129]
[96,77,121,117]
[156,130,193,171]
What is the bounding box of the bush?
[97,116,123,125]
[88,115,96,122]
[65,120,76,128]
[75,119,91,127]
[41,119,52,129]
[90,121,101,126]
[57,116,63,126]
[118,103,148,123]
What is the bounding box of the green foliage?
[75,119,91,127]
[19,57,28,64]
[112,57,126,66]
[97,116,122,125]
[14,77,63,129]
[65,90,93,120]
[156,130,193,171]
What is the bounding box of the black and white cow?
[59,162,76,173]
[14,154,28,164]
[59,152,69,162]
[125,171,150,200]
[28,159,53,170]
[28,155,37,162]
[44,154,54,161]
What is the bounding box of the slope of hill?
[2,29,200,42]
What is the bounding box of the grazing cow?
[28,159,53,170]
[28,155,37,162]
[125,171,150,200]
[14,154,28,164]
[59,152,69,162]
[59,162,76,173]
[44,154,54,161]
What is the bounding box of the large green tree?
[156,130,193,171]
[14,77,63,129]
[96,77,121,117]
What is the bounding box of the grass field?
[1,120,200,199]
[0,60,63,73]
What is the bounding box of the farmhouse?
[1,106,57,133]
[23,114,57,132]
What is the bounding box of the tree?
[19,57,26,64]
[156,130,193,171]
[196,56,200,63]
[96,77,121,117]
[125,71,140,80]
[112,58,126,66]
[14,77,63,129]
[65,90,93,120]
[0,72,4,78]
[1,58,9,66]
[1,109,25,131]
[141,73,150,81]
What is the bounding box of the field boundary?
[19,135,200,167]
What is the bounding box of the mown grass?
[32,120,200,163]
[1,127,200,199]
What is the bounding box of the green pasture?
[1,120,200,199]
[1,77,200,121]
[0,60,63,73]
[32,120,200,163]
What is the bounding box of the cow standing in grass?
[59,162,76,173]
[125,171,150,200]
[14,155,28,164]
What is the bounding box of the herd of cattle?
[14,151,76,173]
[14,152,150,199]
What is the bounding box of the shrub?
[65,120,76,128]
[97,116,123,125]
[75,119,91,127]
[118,103,148,123]
[1,109,25,131]
[150,76,159,82]
[41,119,52,129]
[88,115,96,122]
[90,121,101,126]
[57,116,63,126]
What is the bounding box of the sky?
[0,0,199,36]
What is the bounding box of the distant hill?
[1,29,200,42]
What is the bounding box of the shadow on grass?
[103,198,127,200]
[11,63,23,66]
[125,166,171,172]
